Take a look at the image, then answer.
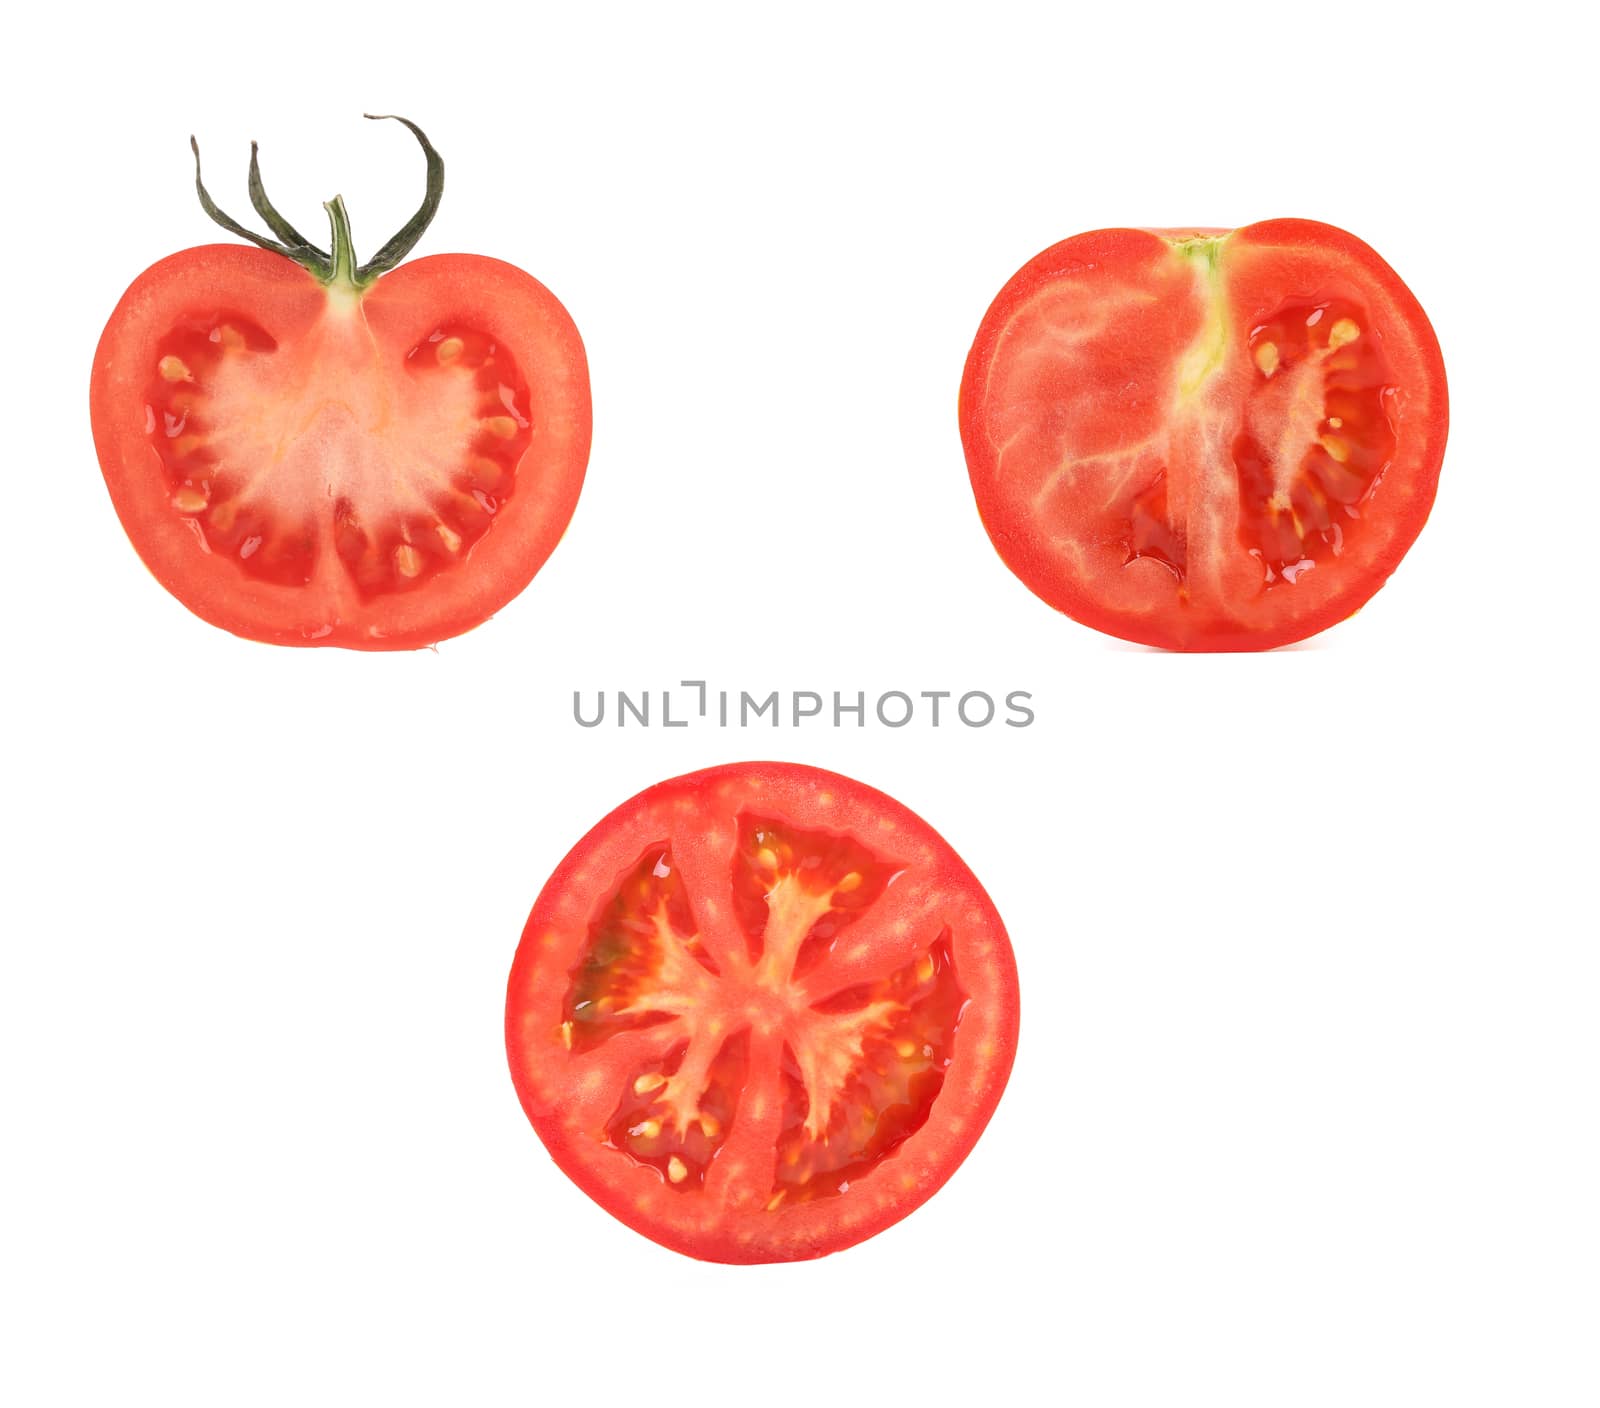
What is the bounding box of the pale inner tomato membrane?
[992,242,1398,609]
[143,308,534,598]
[559,819,969,1205]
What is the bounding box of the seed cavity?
[771,932,966,1206]
[1233,296,1394,582]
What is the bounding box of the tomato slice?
[505,763,1020,1263]
[89,120,590,649]
[959,220,1449,650]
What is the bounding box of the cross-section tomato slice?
[959,220,1449,650]
[89,119,590,648]
[505,763,1020,1263]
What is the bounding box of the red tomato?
[505,763,1020,1263]
[89,117,590,649]
[960,221,1448,650]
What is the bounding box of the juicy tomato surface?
[89,121,590,649]
[959,220,1448,651]
[505,763,1020,1263]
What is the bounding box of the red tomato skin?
[90,244,591,649]
[505,762,1021,1264]
[959,219,1449,651]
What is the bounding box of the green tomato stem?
[188,115,443,292]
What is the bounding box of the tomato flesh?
[960,221,1448,650]
[92,247,590,648]
[507,764,1019,1263]
[144,309,537,594]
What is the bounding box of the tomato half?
[959,220,1448,650]
[505,763,1020,1263]
[89,117,590,649]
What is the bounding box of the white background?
[3,2,1595,1404]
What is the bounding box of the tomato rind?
[505,762,1020,1264]
[90,245,591,649]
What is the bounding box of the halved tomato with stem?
[959,220,1448,650]
[89,115,590,649]
[505,762,1020,1263]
